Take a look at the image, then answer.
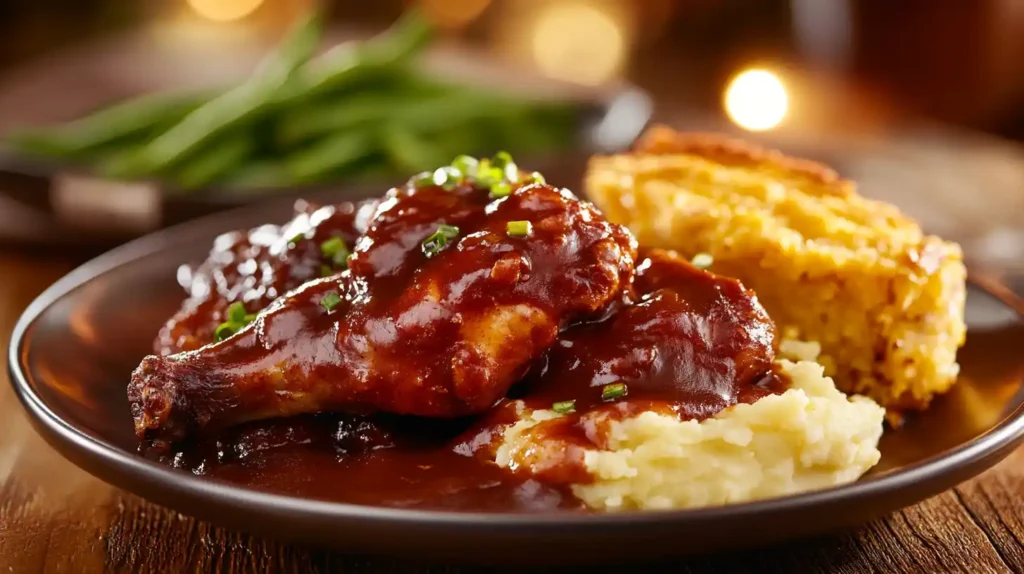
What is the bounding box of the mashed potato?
[495,342,884,511]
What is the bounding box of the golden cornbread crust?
[634,126,848,190]
[586,125,967,412]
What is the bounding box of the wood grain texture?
[0,251,1022,574]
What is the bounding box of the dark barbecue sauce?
[155,199,377,355]
[158,412,578,511]
[133,179,635,446]
[154,247,787,511]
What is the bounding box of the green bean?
[429,128,494,161]
[173,134,255,189]
[7,91,209,159]
[284,9,433,103]
[218,160,291,191]
[490,104,578,153]
[380,124,446,173]
[403,94,527,132]
[279,89,520,145]
[348,157,395,182]
[275,70,455,145]
[277,92,415,145]
[283,130,374,183]
[114,12,324,177]
[4,7,587,194]
[95,147,148,179]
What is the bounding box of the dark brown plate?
[8,193,1024,566]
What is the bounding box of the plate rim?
[7,200,1024,532]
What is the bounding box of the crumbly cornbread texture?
[585,126,967,411]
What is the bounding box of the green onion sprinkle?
[320,291,342,312]
[552,400,576,414]
[214,301,259,343]
[506,220,532,237]
[691,253,714,269]
[421,223,460,257]
[601,383,628,401]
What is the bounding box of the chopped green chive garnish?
[321,291,342,312]
[552,400,576,414]
[451,155,479,177]
[320,264,334,278]
[476,165,504,189]
[489,182,511,199]
[414,153,544,200]
[413,170,434,188]
[320,236,346,258]
[601,383,628,401]
[691,253,714,269]
[433,166,461,190]
[506,220,532,237]
[437,224,459,238]
[503,161,518,182]
[213,301,261,343]
[321,236,350,269]
[289,231,307,244]
[421,224,460,258]
[493,151,513,167]
[226,301,247,324]
[490,151,519,182]
[213,322,237,343]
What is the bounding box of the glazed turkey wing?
[129,179,637,449]
[156,198,377,355]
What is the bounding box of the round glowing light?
[531,3,626,86]
[187,0,265,22]
[724,69,789,131]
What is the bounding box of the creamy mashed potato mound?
[496,342,884,511]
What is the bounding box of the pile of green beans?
[6,11,576,192]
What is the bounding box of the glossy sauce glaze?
[155,199,377,355]
[156,249,786,511]
[131,179,636,448]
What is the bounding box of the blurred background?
[0,0,1021,286]
[3,0,1023,137]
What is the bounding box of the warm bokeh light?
[418,0,491,29]
[531,2,626,85]
[187,0,265,22]
[724,69,789,131]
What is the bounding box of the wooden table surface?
[0,254,1022,574]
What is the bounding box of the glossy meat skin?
[522,249,779,416]
[155,199,377,355]
[130,180,637,449]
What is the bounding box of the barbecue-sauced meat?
[130,180,636,450]
[155,199,377,355]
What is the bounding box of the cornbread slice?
[585,126,967,412]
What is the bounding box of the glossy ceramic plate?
[8,192,1024,565]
